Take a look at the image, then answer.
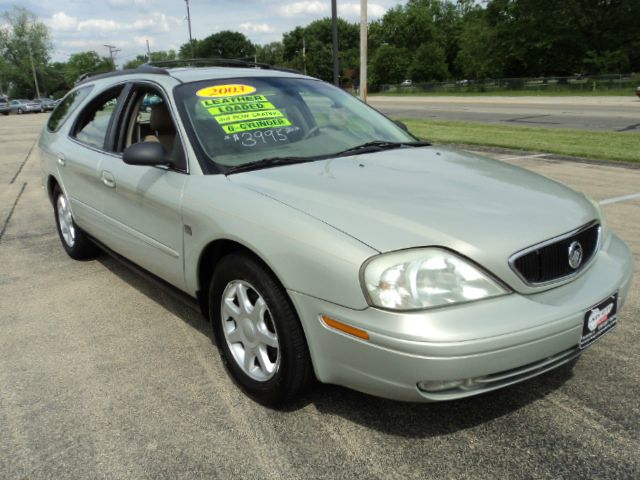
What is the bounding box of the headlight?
[361,248,508,311]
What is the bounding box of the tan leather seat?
[145,102,175,152]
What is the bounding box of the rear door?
[97,82,188,290]
[58,85,128,237]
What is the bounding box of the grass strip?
[400,118,640,163]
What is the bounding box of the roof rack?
[75,65,169,86]
[144,58,301,75]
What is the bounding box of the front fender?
[182,175,378,310]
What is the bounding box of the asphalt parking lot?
[1,114,638,479]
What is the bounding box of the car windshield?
[174,77,417,171]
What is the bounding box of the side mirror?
[395,120,409,132]
[123,141,172,167]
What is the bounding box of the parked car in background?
[9,99,41,114]
[401,79,413,87]
[33,97,57,112]
[38,63,633,406]
[0,98,9,116]
[636,86,640,98]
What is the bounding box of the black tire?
[17,108,23,115]
[209,252,314,407]
[52,185,98,259]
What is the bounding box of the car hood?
[229,146,598,291]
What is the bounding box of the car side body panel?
[99,162,188,290]
[181,174,378,309]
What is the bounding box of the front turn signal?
[321,315,370,340]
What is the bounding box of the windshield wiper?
[332,140,431,158]
[224,141,431,174]
[224,156,314,175]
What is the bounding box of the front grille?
[511,222,600,285]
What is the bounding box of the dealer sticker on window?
[196,84,294,136]
[196,84,257,98]
[580,293,618,349]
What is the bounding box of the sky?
[0,0,406,65]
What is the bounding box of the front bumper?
[289,232,633,402]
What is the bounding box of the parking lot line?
[599,192,640,205]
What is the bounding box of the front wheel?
[209,252,314,407]
[17,108,23,115]
[53,186,98,259]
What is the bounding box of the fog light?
[418,378,481,393]
[417,380,465,392]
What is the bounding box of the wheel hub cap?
[220,280,280,382]
[56,194,76,247]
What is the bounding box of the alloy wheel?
[56,194,76,247]
[220,280,280,381]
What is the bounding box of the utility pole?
[359,0,367,101]
[302,37,307,75]
[27,40,41,98]
[331,0,340,86]
[146,39,151,61]
[104,44,121,70]
[185,0,195,58]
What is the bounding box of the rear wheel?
[53,186,98,259]
[209,252,314,407]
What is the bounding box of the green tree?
[455,9,501,79]
[255,42,284,66]
[123,50,177,69]
[282,18,359,82]
[63,51,112,85]
[180,31,255,59]
[408,42,449,82]
[0,6,51,97]
[370,45,410,85]
[42,62,69,98]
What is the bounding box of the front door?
[97,85,188,290]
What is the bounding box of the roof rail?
[144,58,302,75]
[75,64,170,86]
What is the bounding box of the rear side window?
[73,87,123,150]
[47,86,93,132]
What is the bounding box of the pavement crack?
[0,182,27,244]
[615,122,640,132]
[9,139,37,185]
[506,114,561,125]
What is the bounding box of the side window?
[120,87,185,171]
[47,86,93,132]
[73,87,123,150]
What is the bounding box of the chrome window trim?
[508,220,601,287]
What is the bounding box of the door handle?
[101,171,116,188]
[57,154,65,166]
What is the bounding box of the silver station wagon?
[38,61,633,406]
